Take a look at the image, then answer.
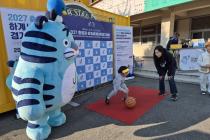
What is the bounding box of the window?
[204,31,210,41]
[191,16,210,41]
[133,26,140,36]
[133,26,140,43]
[140,24,160,45]
[133,36,140,43]
[192,32,202,39]
[157,35,161,44]
[192,16,210,30]
[191,31,210,41]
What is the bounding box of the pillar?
[160,13,175,48]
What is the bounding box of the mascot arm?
[6,60,17,89]
[16,69,46,121]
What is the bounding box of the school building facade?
[92,0,210,57]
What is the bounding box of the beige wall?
[177,19,191,39]
[133,43,155,58]
[160,14,175,48]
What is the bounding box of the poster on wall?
[114,26,134,79]
[179,48,205,71]
[63,16,113,91]
[0,8,44,61]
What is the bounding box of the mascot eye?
[63,39,69,47]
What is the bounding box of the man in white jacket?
[105,66,129,104]
[198,42,210,95]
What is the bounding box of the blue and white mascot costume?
[6,0,78,139]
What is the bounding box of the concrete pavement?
[0,77,210,140]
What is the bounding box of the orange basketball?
[125,96,136,109]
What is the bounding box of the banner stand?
[114,25,134,80]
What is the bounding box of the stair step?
[135,70,200,85]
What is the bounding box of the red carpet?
[86,86,166,125]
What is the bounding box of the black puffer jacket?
[154,49,177,76]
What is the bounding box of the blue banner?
[64,16,113,91]
[63,16,113,41]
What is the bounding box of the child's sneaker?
[105,96,110,105]
[170,94,178,101]
[201,91,206,95]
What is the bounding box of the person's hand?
[168,76,173,80]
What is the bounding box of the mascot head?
[21,16,78,67]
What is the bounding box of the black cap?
[118,66,128,74]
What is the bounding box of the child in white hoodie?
[198,42,210,95]
[105,66,129,104]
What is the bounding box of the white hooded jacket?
[113,73,127,91]
[198,51,210,73]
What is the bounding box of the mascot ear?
[35,16,48,29]
[46,10,57,21]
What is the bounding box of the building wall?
[144,0,193,12]
[93,0,144,16]
[93,0,194,16]
[133,22,161,58]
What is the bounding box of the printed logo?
[80,75,83,80]
[88,21,95,28]
[80,58,83,64]
[89,81,91,86]
[66,3,95,19]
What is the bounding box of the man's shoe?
[170,94,178,101]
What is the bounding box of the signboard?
[64,16,113,91]
[114,26,134,79]
[191,39,205,48]
[66,2,95,19]
[0,8,44,60]
[179,48,204,71]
